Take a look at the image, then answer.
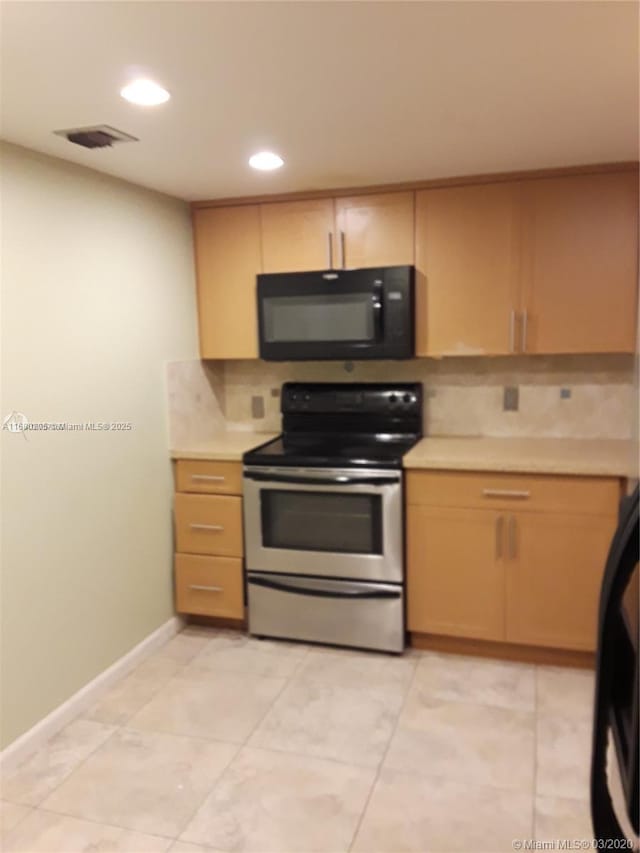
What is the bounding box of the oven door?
[243,467,403,583]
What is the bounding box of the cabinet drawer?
[406,470,620,516]
[175,460,242,495]
[174,493,243,556]
[175,554,244,619]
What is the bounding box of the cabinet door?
[407,505,505,641]
[506,511,617,650]
[193,205,262,359]
[261,198,335,273]
[521,171,638,354]
[415,183,520,356]
[335,191,414,268]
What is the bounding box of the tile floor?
[1,626,598,853]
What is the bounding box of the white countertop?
[403,436,634,477]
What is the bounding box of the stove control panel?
[282,383,422,416]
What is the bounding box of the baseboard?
[0,615,184,775]
[410,632,595,669]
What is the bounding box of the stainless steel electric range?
[242,382,423,653]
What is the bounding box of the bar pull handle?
[482,489,531,500]
[191,474,225,482]
[189,523,225,532]
[509,309,516,354]
[340,230,346,268]
[327,232,334,269]
[508,516,517,559]
[189,584,223,593]
[521,309,528,353]
[495,515,504,560]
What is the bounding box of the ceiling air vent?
[53,125,138,150]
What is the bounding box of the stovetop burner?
[244,382,423,470]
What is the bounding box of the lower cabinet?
[406,470,620,653]
[175,554,244,619]
[407,506,505,641]
[505,511,616,650]
[173,459,245,621]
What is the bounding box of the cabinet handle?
[327,232,333,269]
[508,516,517,559]
[189,584,223,593]
[191,474,225,482]
[509,310,516,354]
[189,523,225,532]
[521,309,528,353]
[482,489,531,499]
[495,515,504,559]
[340,230,346,268]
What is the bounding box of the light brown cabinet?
[519,172,638,354]
[505,510,615,650]
[335,191,415,268]
[415,170,638,356]
[406,469,620,653]
[173,459,244,620]
[415,182,520,356]
[261,198,336,273]
[193,205,262,359]
[407,505,505,641]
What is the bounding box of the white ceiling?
[1,1,638,202]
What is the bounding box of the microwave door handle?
[244,472,400,486]
[372,291,384,343]
[248,576,402,600]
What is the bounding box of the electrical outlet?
[251,396,265,419]
[503,386,519,412]
[560,388,572,399]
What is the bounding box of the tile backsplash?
[167,354,635,445]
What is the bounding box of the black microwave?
[257,265,415,361]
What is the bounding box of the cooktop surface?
[243,433,420,470]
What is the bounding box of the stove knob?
[403,393,412,404]
[304,394,311,402]
[389,394,398,405]
[291,393,298,401]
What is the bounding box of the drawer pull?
[191,474,225,482]
[189,523,225,532]
[189,584,224,593]
[482,489,531,499]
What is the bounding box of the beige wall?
[0,143,199,748]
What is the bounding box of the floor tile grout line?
[346,653,420,853]
[20,804,178,843]
[174,647,297,846]
[0,802,34,839]
[7,723,121,812]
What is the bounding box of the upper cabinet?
[193,205,262,359]
[261,198,336,273]
[519,172,638,354]
[335,191,415,268]
[415,182,520,357]
[191,168,638,359]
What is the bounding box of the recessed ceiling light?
[249,151,284,171]
[120,79,170,106]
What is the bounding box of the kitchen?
[1,2,638,852]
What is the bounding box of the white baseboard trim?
[0,615,184,775]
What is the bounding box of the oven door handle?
[248,576,402,600]
[244,471,400,487]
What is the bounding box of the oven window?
[261,490,383,554]
[263,293,375,343]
